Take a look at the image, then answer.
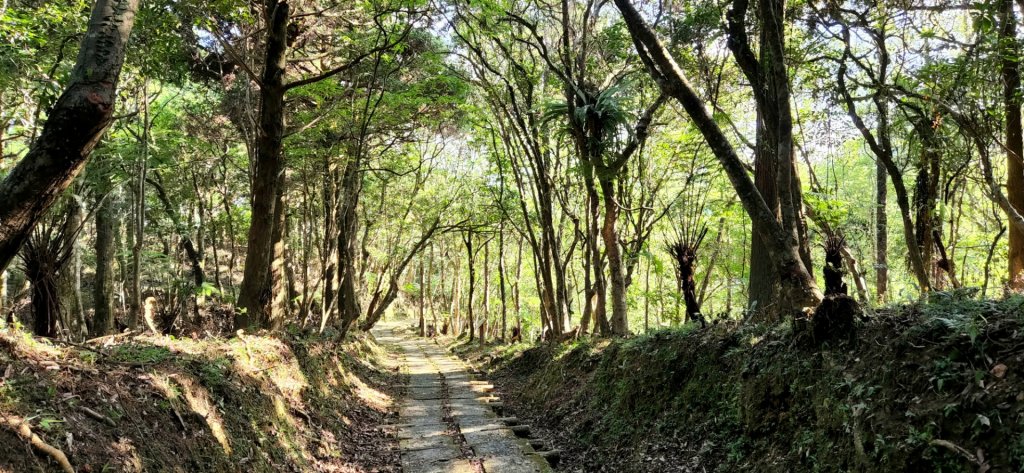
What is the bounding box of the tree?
[614,0,822,316]
[0,0,140,272]
[1001,0,1024,289]
[724,0,813,317]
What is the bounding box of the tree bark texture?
[0,0,140,273]
[237,0,289,330]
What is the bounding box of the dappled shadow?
[0,325,403,472]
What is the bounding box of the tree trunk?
[482,237,491,341]
[0,0,139,272]
[1003,0,1024,289]
[220,161,238,298]
[643,254,650,332]
[585,167,609,334]
[237,0,289,330]
[747,112,780,316]
[60,198,85,337]
[129,87,149,330]
[498,225,508,341]
[93,190,117,336]
[320,159,340,331]
[464,232,476,343]
[418,255,425,337]
[615,0,822,315]
[268,174,289,330]
[0,270,6,321]
[31,272,60,338]
[336,156,363,336]
[600,178,629,335]
[514,238,522,331]
[875,157,888,302]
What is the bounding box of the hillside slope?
[0,327,402,472]
[458,295,1024,472]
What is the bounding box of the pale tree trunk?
[482,238,491,341]
[498,226,508,341]
[60,197,85,337]
[464,232,476,342]
[237,0,289,330]
[832,15,932,294]
[875,155,888,302]
[450,254,461,335]
[514,238,522,332]
[320,159,340,331]
[643,255,650,333]
[220,160,238,297]
[584,168,608,334]
[130,84,149,330]
[1003,0,1024,289]
[428,244,437,331]
[0,0,140,272]
[418,255,425,336]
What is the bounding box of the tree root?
[78,405,116,427]
[930,439,990,473]
[1,414,75,473]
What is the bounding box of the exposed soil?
[0,326,404,472]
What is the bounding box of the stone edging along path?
[374,324,554,473]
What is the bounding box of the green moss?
[481,296,1024,472]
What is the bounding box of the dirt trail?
[374,323,551,473]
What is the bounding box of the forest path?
[373,321,552,473]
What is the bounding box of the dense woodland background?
[0,0,1022,341]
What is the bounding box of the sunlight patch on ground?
[345,369,393,410]
[1,328,62,359]
[110,437,144,472]
[227,335,309,402]
[150,372,232,455]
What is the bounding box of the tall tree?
[0,0,140,272]
[726,0,812,317]
[1002,0,1024,289]
[614,0,823,315]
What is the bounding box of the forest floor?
[445,294,1024,472]
[0,323,404,472]
[4,293,1023,472]
[373,321,552,473]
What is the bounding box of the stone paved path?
[374,324,552,473]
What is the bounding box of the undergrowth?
[458,295,1024,472]
[0,327,403,472]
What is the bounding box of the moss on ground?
[457,295,1024,472]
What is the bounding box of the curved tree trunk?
[600,178,629,335]
[615,0,822,315]
[0,0,140,273]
